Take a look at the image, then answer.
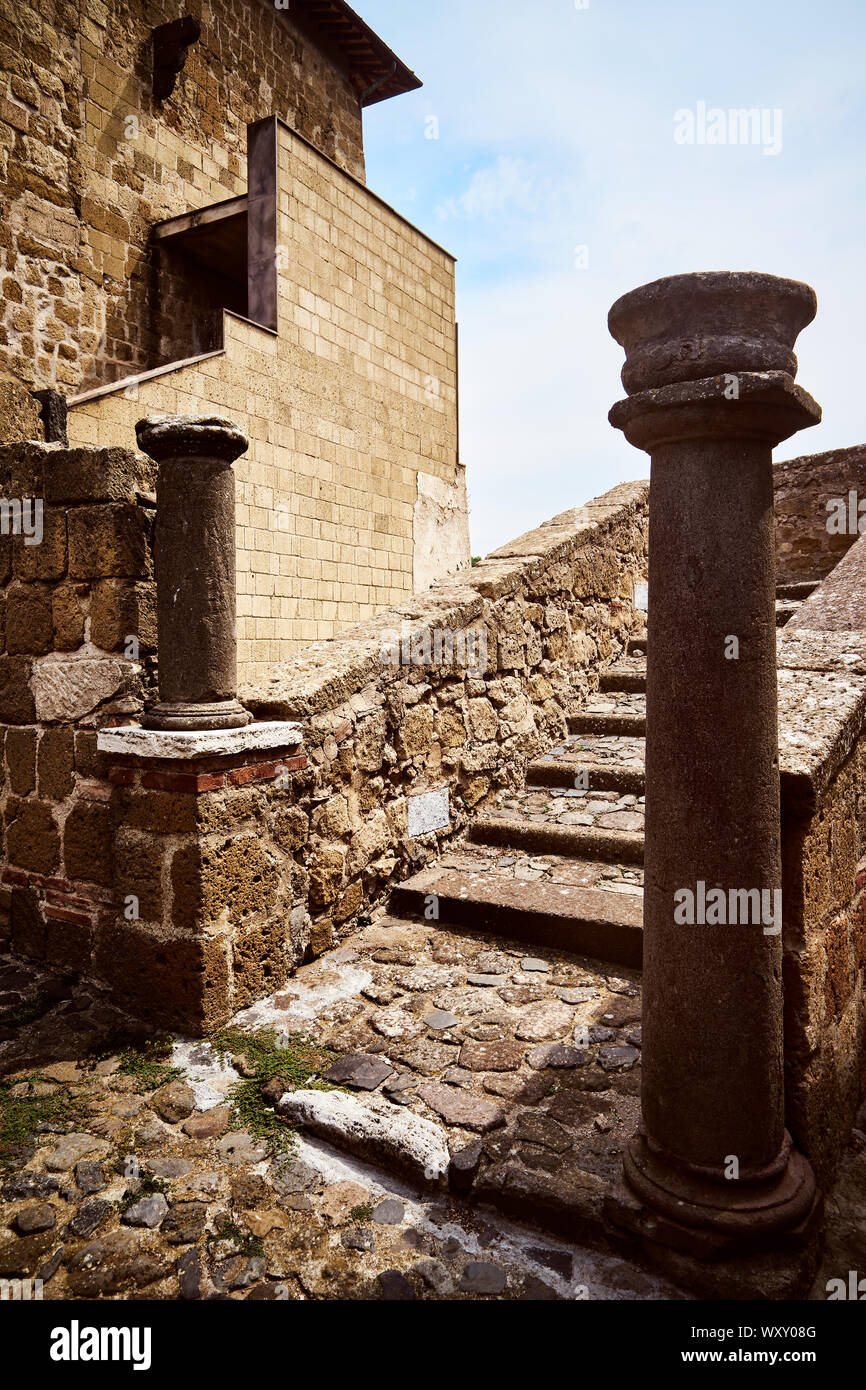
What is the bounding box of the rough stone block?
[0,655,35,723]
[6,725,37,795]
[43,446,154,505]
[6,585,53,654]
[0,381,43,443]
[64,800,113,886]
[92,922,231,1034]
[10,885,45,959]
[113,828,166,922]
[52,584,86,650]
[90,579,156,653]
[12,509,66,581]
[37,726,75,800]
[67,503,150,579]
[6,799,59,874]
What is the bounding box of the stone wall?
[0,432,154,979]
[67,120,464,680]
[89,481,649,1032]
[777,535,866,1183]
[0,0,369,394]
[774,444,866,587]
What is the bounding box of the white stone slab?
[408,787,450,837]
[97,720,303,760]
[634,581,648,613]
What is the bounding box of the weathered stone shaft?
[607,272,822,1251]
[643,436,782,1168]
[136,415,251,731]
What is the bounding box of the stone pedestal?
[604,272,823,1296]
[136,415,251,731]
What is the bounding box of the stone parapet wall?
[778,535,866,1183]
[774,444,866,587]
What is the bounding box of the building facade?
[0,0,469,678]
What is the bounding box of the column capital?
[136,414,249,464]
[609,370,821,453]
[608,270,817,396]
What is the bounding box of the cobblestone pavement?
[534,733,647,776]
[0,928,683,1302]
[435,842,643,895]
[488,786,646,836]
[1,924,863,1302]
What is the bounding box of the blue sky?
[358,0,866,557]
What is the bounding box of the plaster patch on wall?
[408,788,450,837]
[413,465,470,594]
[634,582,648,612]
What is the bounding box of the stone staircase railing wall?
[778,534,866,1184]
[774,443,866,587]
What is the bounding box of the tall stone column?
[605,273,822,1294]
[136,415,252,731]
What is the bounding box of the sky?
[357,0,866,558]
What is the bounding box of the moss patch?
[210,1026,339,1157]
[96,1036,183,1092]
[0,1077,85,1170]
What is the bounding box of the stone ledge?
[97,720,303,760]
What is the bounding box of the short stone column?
[136,415,251,731]
[605,272,822,1294]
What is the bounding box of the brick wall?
[67,121,465,681]
[0,0,367,393]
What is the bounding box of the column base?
[605,1130,824,1298]
[142,699,252,731]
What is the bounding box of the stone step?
[776,597,804,627]
[599,660,646,694]
[568,708,646,737]
[481,785,645,835]
[468,814,644,866]
[776,580,819,600]
[391,863,643,967]
[527,732,646,795]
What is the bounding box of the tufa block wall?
[0,0,366,394]
[776,537,866,1184]
[68,121,464,682]
[0,437,155,976]
[774,444,866,587]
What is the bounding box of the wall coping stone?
[97,720,302,760]
[778,532,866,809]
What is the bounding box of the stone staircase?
[393,574,819,968]
[392,632,648,969]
